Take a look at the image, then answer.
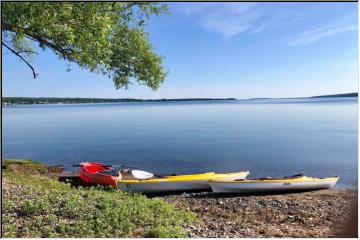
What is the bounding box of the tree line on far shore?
[2,97,237,105]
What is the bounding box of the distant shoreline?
[2,97,237,105]
[2,92,357,105]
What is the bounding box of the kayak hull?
[79,170,120,187]
[209,176,339,193]
[118,171,249,193]
[118,180,210,193]
[79,162,121,187]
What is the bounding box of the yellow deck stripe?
[118,171,249,184]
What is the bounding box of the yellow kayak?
[117,171,249,193]
[208,175,339,193]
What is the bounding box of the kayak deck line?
[117,171,251,184]
[209,176,339,183]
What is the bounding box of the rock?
[47,166,64,173]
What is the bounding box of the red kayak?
[79,162,121,187]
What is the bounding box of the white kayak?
[118,171,249,193]
[208,175,339,193]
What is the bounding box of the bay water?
[2,97,358,188]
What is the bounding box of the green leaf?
[2,2,168,90]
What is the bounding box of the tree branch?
[2,41,38,78]
[22,35,87,69]
[3,22,89,69]
[17,50,38,54]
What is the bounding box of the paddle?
[47,164,84,167]
[50,163,165,177]
[51,164,134,168]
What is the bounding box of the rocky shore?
[159,189,357,238]
[2,160,357,238]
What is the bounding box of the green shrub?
[145,226,187,238]
[2,159,48,174]
[2,172,195,238]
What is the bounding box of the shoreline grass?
[2,160,195,238]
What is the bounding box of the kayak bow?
[79,162,121,187]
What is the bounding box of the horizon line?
[2,92,358,101]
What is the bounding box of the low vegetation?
[2,159,49,174]
[2,160,195,238]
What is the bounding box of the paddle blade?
[131,170,154,180]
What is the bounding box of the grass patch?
[2,161,195,238]
[2,159,48,174]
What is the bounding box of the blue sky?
[2,2,358,99]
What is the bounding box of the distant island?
[2,97,237,105]
[310,92,358,98]
[249,92,358,100]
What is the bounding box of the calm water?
[2,98,358,189]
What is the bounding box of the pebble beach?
[159,189,357,238]
[2,161,357,238]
